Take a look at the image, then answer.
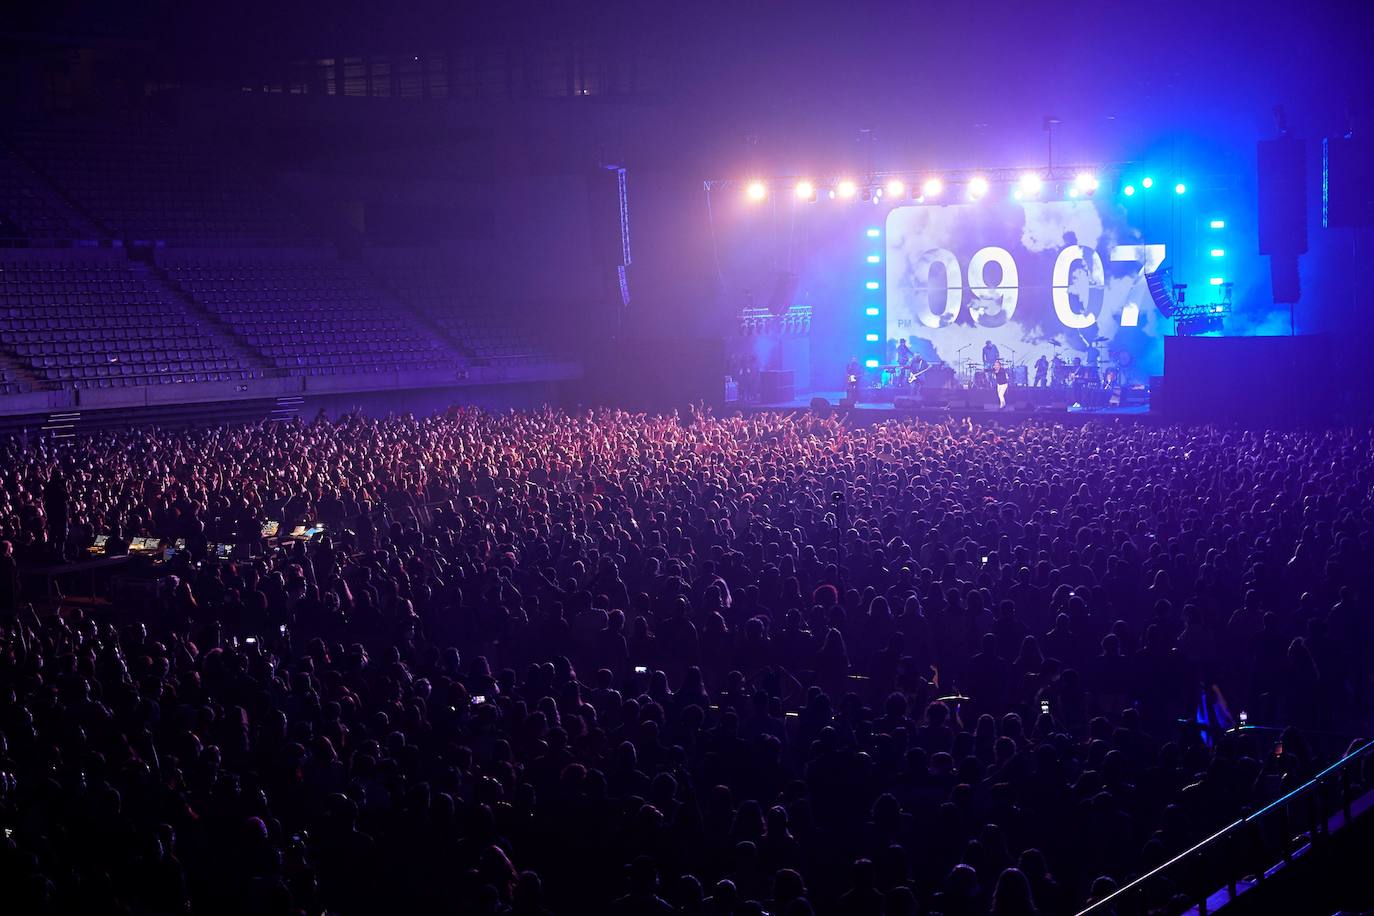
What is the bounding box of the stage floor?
[741,390,1153,422]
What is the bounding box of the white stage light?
[922,177,943,198]
[968,176,989,199]
[794,180,815,200]
[746,181,767,201]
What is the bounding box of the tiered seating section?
[0,146,91,241]
[161,254,459,376]
[0,258,249,389]
[6,119,302,242]
[0,113,574,401]
[368,252,551,363]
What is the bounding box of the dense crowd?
[0,407,1371,915]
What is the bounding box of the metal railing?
[1077,735,1374,915]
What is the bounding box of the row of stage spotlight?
[744,173,1185,203]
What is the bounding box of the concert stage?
[740,333,1340,426]
[743,389,1152,423]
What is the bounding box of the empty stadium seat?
[366,250,555,365]
[0,256,243,389]
[161,253,460,375]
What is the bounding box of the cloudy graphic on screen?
[886,198,1163,381]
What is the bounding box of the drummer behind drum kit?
[875,336,1127,407]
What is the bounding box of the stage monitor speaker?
[1257,137,1308,255]
[766,271,799,316]
[1270,255,1301,304]
[893,396,919,409]
[1323,136,1374,228]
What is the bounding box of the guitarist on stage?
[907,353,929,389]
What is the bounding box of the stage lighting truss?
[737,304,813,337]
[1172,286,1233,336]
[705,164,1126,204]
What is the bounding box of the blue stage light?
[1210,249,1225,258]
[1175,182,1187,195]
[866,255,880,263]
[865,228,880,237]
[865,333,879,342]
[864,307,880,316]
[1123,185,1136,196]
[1209,219,1225,229]
[1209,276,1224,285]
[865,281,880,290]
[1141,177,1154,189]
[864,358,880,368]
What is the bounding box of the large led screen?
[886,200,1166,382]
